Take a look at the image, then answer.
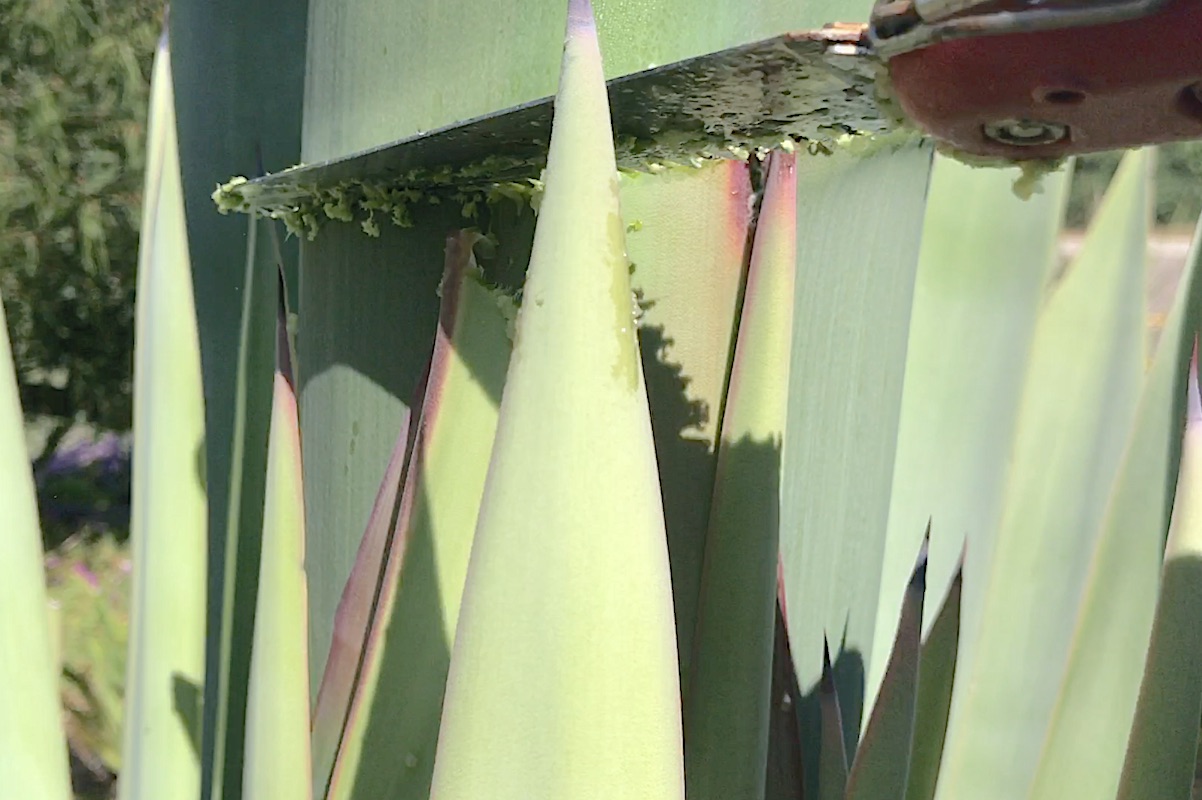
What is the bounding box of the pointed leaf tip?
[818,637,849,800]
[911,527,930,593]
[820,639,836,693]
[566,0,596,32]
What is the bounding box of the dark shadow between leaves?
[797,636,865,800]
[171,671,203,759]
[639,323,724,686]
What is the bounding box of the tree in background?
[0,0,162,447]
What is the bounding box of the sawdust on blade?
[213,28,901,239]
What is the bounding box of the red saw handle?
[886,0,1202,159]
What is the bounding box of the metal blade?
[222,25,892,216]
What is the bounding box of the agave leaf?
[620,159,753,691]
[845,539,926,800]
[1110,218,1202,797]
[904,557,963,800]
[309,410,411,793]
[1027,191,1201,800]
[118,30,206,800]
[0,261,71,800]
[201,208,278,800]
[324,232,510,800]
[935,150,1152,800]
[819,642,850,800]
[876,153,1069,668]
[427,2,682,796]
[684,151,796,800]
[243,274,310,800]
[779,140,934,793]
[169,1,305,719]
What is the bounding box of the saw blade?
[223,25,894,215]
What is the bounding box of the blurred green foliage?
[45,532,130,797]
[1069,143,1202,229]
[0,0,162,435]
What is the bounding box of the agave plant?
[3,0,1202,799]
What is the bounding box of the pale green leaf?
[876,153,1069,667]
[779,140,933,795]
[685,151,796,800]
[1028,181,1201,800]
[427,2,682,796]
[936,150,1152,800]
[243,282,310,800]
[1116,220,1202,800]
[118,30,206,800]
[0,237,71,800]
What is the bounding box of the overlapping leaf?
[936,151,1153,800]
[685,151,796,800]
[323,233,510,800]
[1028,176,1201,800]
[1119,333,1202,800]
[779,139,933,795]
[876,153,1069,664]
[119,30,207,800]
[243,274,310,800]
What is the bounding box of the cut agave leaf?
[936,150,1152,800]
[846,537,927,800]
[427,1,682,797]
[779,139,934,794]
[243,273,310,800]
[310,406,411,796]
[1118,335,1202,800]
[620,159,753,692]
[904,555,963,800]
[0,266,71,800]
[685,151,796,800]
[1027,191,1202,800]
[324,232,510,800]
[119,29,207,800]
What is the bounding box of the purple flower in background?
[73,562,101,590]
[37,432,130,481]
[36,432,132,533]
